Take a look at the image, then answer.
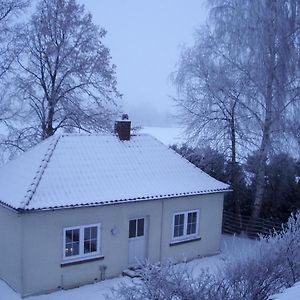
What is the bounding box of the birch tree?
[211,0,300,220]
[15,0,120,143]
[173,29,250,221]
[174,0,300,220]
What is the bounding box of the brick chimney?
[114,114,131,141]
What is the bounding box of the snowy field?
[0,235,298,300]
[272,282,300,300]
[140,126,186,146]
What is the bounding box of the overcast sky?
[78,1,208,125]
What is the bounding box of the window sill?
[169,237,201,247]
[61,255,104,267]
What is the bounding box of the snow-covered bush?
[261,211,300,286]
[113,261,228,300]
[114,212,300,300]
[223,244,287,299]
[223,211,300,299]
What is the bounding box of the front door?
[128,218,146,266]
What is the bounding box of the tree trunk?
[44,101,55,139]
[251,0,275,222]
[251,85,273,220]
[251,128,270,220]
[230,113,242,231]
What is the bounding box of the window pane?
[84,226,98,254]
[66,230,72,243]
[84,241,90,253]
[84,227,90,241]
[65,243,73,257]
[65,229,80,256]
[73,229,80,242]
[91,226,97,239]
[174,224,184,237]
[180,214,184,225]
[137,218,144,237]
[175,214,184,226]
[174,226,178,237]
[65,241,79,257]
[73,242,79,255]
[187,212,197,235]
[174,214,184,237]
[190,212,197,223]
[129,219,136,238]
[90,239,97,252]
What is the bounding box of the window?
[129,218,144,238]
[172,210,199,240]
[63,224,101,261]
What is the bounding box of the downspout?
[20,212,25,297]
[159,198,165,263]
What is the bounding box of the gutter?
[159,198,165,262]
[16,189,232,213]
[0,201,19,213]
[20,212,25,297]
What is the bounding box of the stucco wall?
[21,200,163,296]
[161,193,224,262]
[19,193,224,296]
[0,205,22,292]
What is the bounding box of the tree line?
[0,0,120,160]
[172,145,300,223]
[172,0,300,221]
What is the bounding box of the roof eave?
[21,188,231,213]
[0,200,20,213]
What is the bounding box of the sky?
[78,0,208,126]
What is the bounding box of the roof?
[0,134,229,211]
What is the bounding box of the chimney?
[114,114,131,141]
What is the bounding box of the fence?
[222,210,283,239]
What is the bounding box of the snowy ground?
[272,282,300,300]
[0,235,298,299]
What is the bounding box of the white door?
[128,218,146,266]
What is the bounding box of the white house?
[0,119,229,297]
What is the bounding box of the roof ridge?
[20,135,61,209]
[61,132,112,137]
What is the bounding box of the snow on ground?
[272,282,300,300]
[0,235,253,300]
[1,235,297,300]
[140,126,186,146]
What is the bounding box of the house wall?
[21,200,163,296]
[20,193,224,296]
[160,193,224,262]
[0,205,22,293]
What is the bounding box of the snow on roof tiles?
[0,134,229,210]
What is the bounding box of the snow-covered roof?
[0,134,229,211]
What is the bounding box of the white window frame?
[172,210,199,241]
[63,223,101,262]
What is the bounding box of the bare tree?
[0,0,29,79]
[15,0,120,143]
[174,0,300,220]
[172,29,251,222]
[0,0,29,123]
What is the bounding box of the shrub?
[113,262,229,300]
[113,211,300,300]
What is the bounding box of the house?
[0,118,229,297]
